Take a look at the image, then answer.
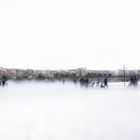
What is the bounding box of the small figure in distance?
[62,78,65,84]
[133,75,138,87]
[1,75,8,87]
[85,78,89,87]
[129,76,134,87]
[80,78,84,86]
[80,78,89,87]
[129,75,139,88]
[96,78,100,87]
[73,79,77,84]
[100,82,105,88]
[2,80,6,87]
[103,77,108,88]
[91,81,95,87]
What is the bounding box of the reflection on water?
[0,81,140,140]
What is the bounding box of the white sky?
[0,0,140,70]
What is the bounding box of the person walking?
[96,78,100,87]
[104,77,108,88]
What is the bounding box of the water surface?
[0,81,140,140]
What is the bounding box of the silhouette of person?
[129,76,138,87]
[133,75,138,87]
[2,80,6,87]
[73,79,77,84]
[104,77,108,88]
[85,78,89,87]
[100,82,104,88]
[129,76,134,87]
[96,78,100,87]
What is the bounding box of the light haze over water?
[1,0,140,138]
[0,81,140,140]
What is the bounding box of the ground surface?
[0,81,140,140]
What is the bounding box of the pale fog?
[1,0,140,140]
[0,81,140,140]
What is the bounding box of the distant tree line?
[0,67,139,82]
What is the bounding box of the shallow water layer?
[0,81,140,140]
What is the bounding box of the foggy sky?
[0,0,140,70]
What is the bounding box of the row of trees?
[0,67,139,81]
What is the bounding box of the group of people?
[62,75,139,88]
[129,75,138,87]
[79,75,139,88]
[93,77,108,88]
[79,78,89,87]
[79,77,108,88]
[100,77,108,88]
